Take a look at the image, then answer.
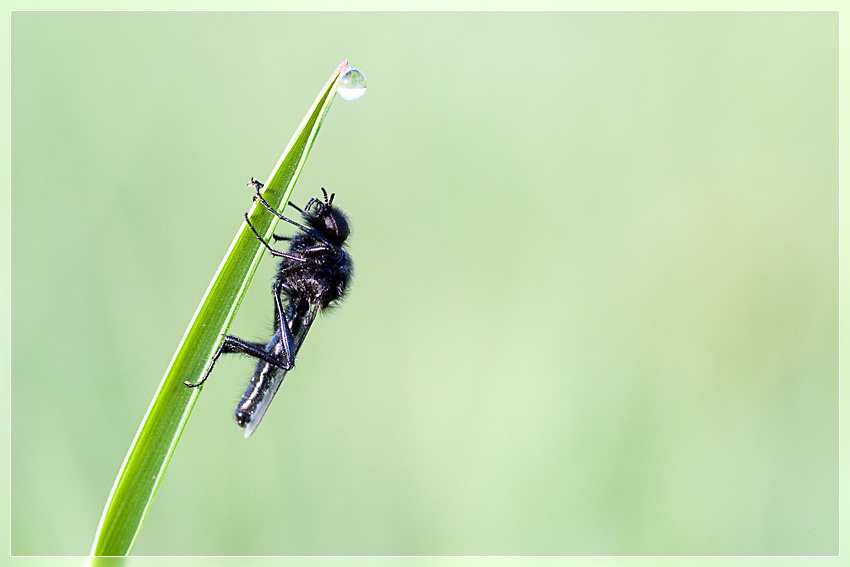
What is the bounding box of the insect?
[186,178,353,437]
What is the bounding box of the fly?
[186,179,353,437]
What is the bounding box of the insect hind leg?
[272,281,298,370]
[185,335,293,388]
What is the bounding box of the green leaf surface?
[90,60,351,556]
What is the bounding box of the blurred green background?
[11,11,837,555]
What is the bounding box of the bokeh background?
[11,11,837,555]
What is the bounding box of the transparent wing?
[242,302,321,438]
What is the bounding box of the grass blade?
[90,60,352,556]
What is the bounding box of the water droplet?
[338,66,367,101]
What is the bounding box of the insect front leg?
[244,213,306,262]
[246,179,323,238]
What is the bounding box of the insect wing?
[242,302,321,437]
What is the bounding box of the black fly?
[186,178,353,437]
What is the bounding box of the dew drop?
[338,66,367,101]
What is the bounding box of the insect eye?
[325,210,350,241]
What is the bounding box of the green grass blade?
[90,60,352,556]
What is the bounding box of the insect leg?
[185,335,290,388]
[247,179,336,250]
[287,201,305,213]
[247,179,326,238]
[243,213,305,261]
[249,177,264,191]
[249,179,306,226]
[272,281,298,369]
